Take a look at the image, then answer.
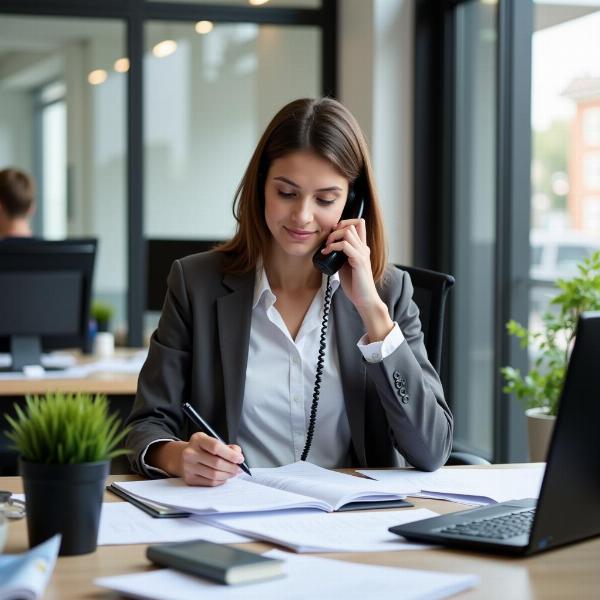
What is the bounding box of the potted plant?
[90,300,114,333]
[4,392,129,556]
[501,251,600,461]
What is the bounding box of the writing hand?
[181,432,246,487]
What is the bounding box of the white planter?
[526,407,556,462]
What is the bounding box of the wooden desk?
[0,349,142,397]
[3,468,599,599]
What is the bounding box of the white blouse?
[238,267,404,468]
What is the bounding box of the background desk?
[0,349,141,397]
[3,468,600,599]
[0,349,142,474]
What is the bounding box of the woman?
[125,97,453,485]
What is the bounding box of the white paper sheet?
[201,508,438,552]
[357,466,546,505]
[95,549,479,600]
[97,503,252,545]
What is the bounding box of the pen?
[181,402,252,476]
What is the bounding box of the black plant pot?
[19,458,109,556]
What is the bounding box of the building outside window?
[530,1,600,345]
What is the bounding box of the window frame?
[414,0,533,462]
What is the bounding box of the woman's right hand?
[147,435,246,486]
[180,432,245,486]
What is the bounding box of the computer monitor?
[146,239,222,311]
[0,238,97,371]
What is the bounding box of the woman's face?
[264,150,349,261]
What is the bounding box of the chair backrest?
[396,266,490,466]
[395,264,455,375]
[146,239,222,310]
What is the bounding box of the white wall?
[339,0,414,265]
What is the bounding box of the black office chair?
[396,264,490,466]
[146,239,223,311]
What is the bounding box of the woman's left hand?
[321,218,394,342]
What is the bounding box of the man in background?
[0,167,35,238]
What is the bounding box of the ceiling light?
[88,69,108,85]
[195,21,214,34]
[114,58,130,73]
[249,0,270,5]
[152,40,177,58]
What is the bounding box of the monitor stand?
[0,335,43,373]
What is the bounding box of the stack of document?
[357,466,546,506]
[112,461,419,515]
[199,508,439,553]
[97,503,252,546]
[0,535,61,600]
[96,549,479,600]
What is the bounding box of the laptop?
[389,311,600,556]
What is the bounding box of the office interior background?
[0,0,598,465]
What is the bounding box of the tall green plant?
[502,251,600,416]
[4,392,130,464]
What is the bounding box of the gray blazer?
[125,251,453,473]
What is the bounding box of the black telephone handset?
[302,185,366,462]
[312,187,366,276]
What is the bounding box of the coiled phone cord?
[301,275,333,461]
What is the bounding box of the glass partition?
[0,15,127,336]
[449,0,497,458]
[142,19,320,335]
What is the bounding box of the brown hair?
[217,98,388,283]
[0,168,35,218]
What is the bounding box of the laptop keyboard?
[438,508,536,540]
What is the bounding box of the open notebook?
[112,461,419,516]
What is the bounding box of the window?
[556,245,594,271]
[583,107,600,147]
[583,196,600,231]
[36,82,67,239]
[530,1,600,374]
[0,15,127,334]
[414,0,533,462]
[448,0,497,459]
[583,153,600,188]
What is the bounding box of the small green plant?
[90,300,114,330]
[501,251,600,416]
[4,392,130,464]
